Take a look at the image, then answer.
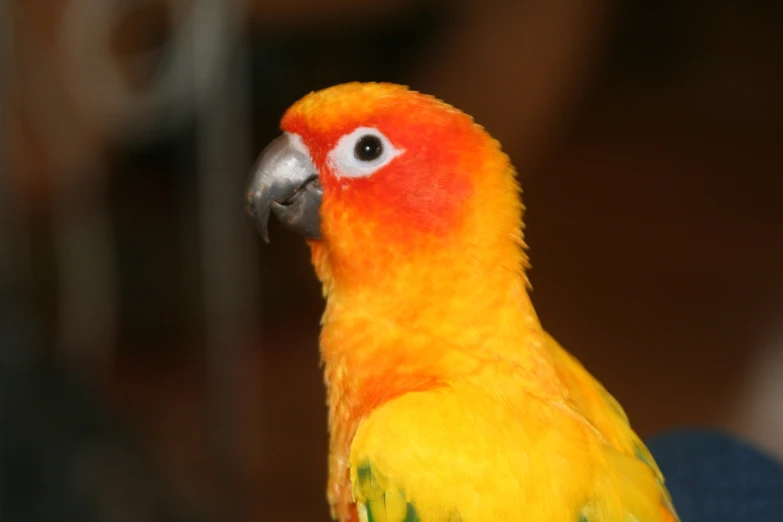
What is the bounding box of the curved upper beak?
[246,133,323,242]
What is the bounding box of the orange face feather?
[281,82,525,290]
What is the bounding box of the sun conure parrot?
[246,82,678,522]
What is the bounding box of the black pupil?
[354,135,383,161]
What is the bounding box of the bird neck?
[312,225,553,408]
[309,184,547,388]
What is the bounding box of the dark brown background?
[3,1,782,521]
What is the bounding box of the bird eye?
[354,135,383,161]
[327,127,403,178]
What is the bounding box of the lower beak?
[246,133,323,242]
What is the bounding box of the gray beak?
[246,133,323,242]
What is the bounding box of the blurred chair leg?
[0,0,16,303]
[194,4,259,521]
[14,2,118,378]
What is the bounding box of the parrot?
[246,82,679,522]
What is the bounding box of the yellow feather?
[348,333,676,521]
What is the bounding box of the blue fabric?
[647,429,783,522]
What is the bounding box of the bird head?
[247,82,527,294]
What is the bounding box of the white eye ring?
[326,126,404,179]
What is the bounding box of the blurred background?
[2,1,782,521]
